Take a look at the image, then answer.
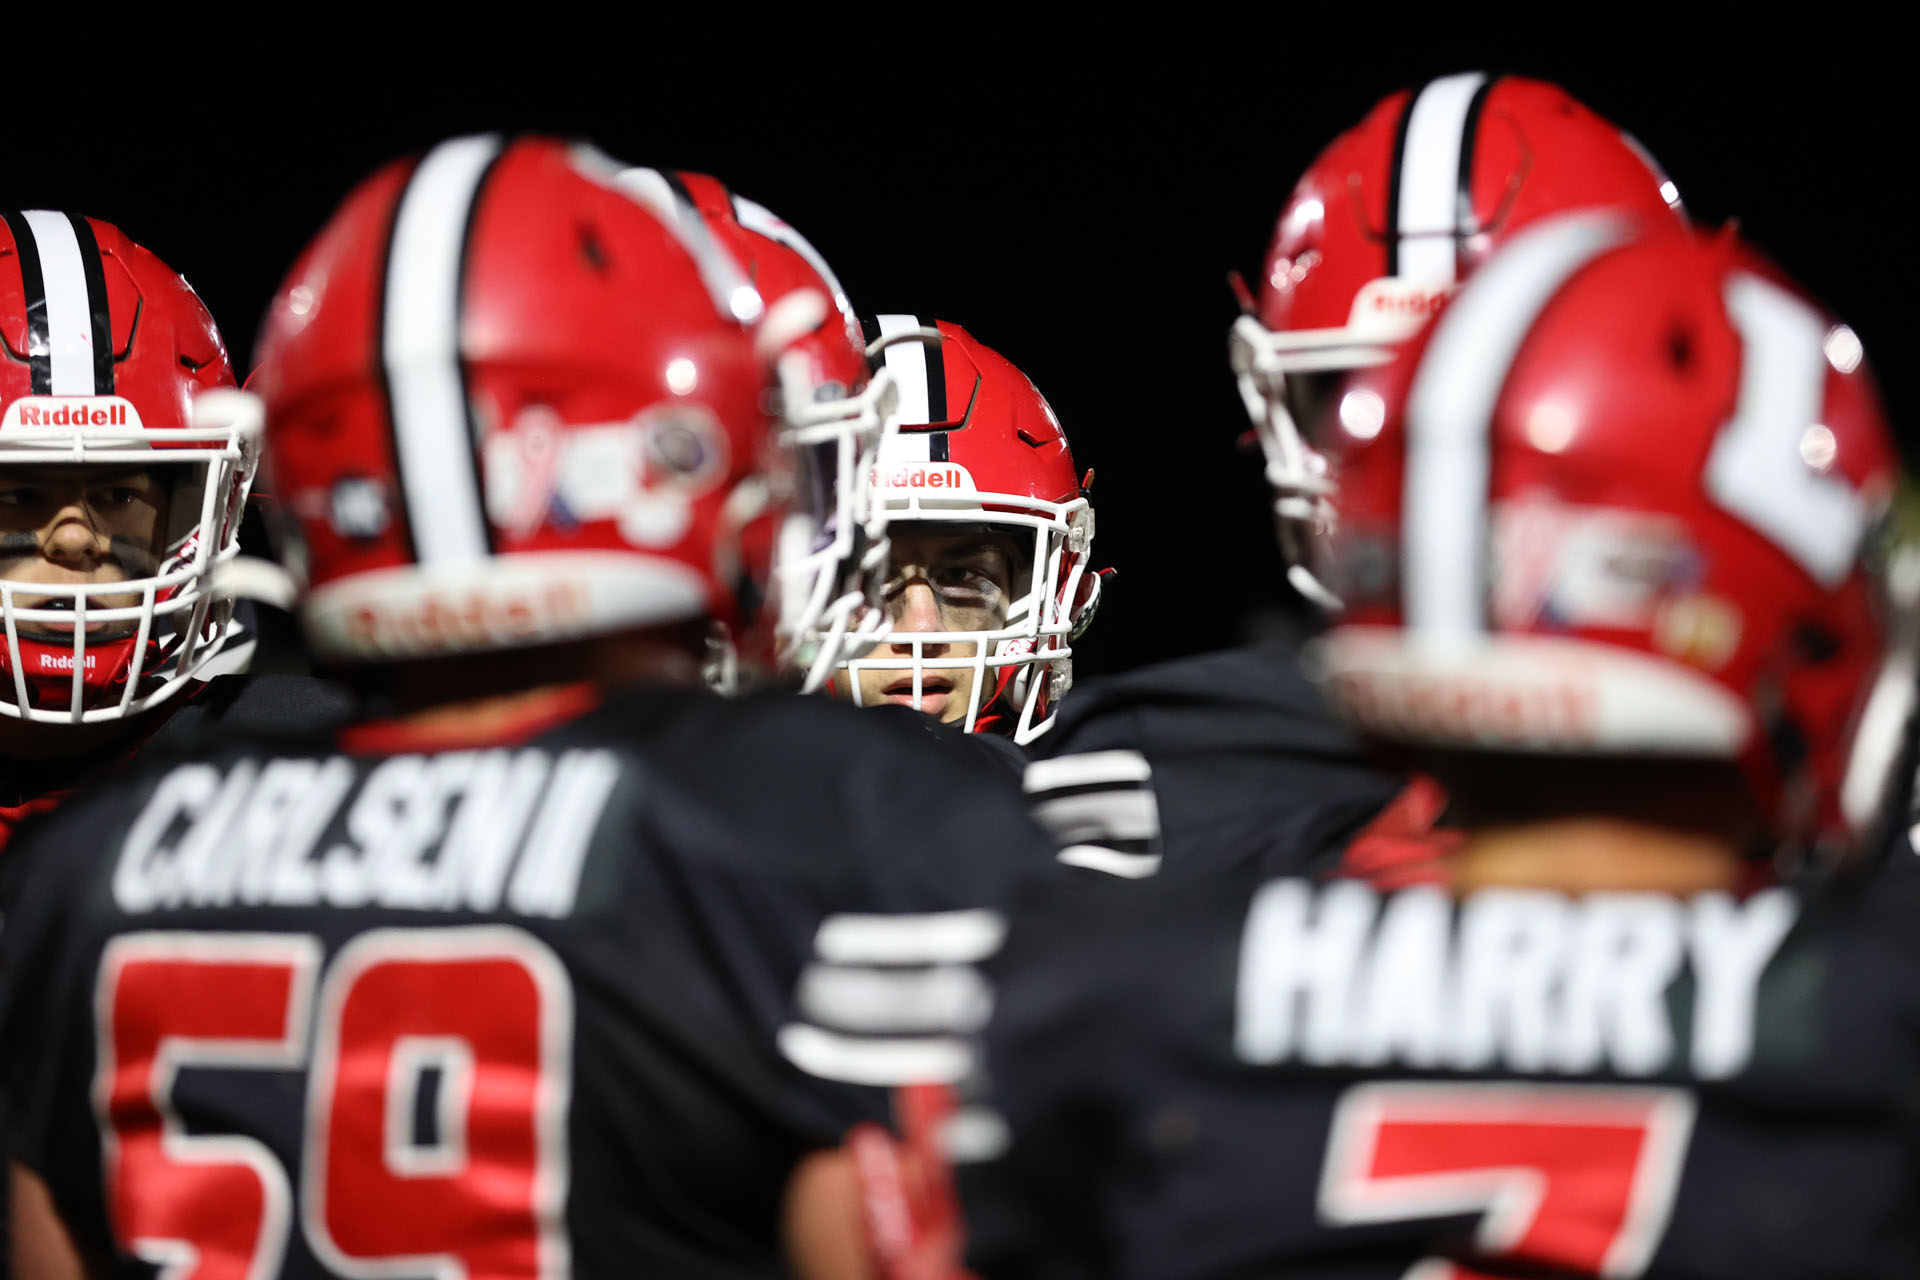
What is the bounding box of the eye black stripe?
[3,211,52,394]
[63,213,115,394]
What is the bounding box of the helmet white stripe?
[20,210,104,395]
[382,134,503,566]
[1402,211,1630,639]
[733,195,856,334]
[876,313,936,428]
[604,165,764,325]
[1394,72,1488,284]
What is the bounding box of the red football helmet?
[0,211,252,724]
[616,168,896,691]
[835,317,1098,743]
[246,136,794,666]
[1316,211,1907,859]
[1231,73,1685,606]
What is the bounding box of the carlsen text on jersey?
[1235,880,1797,1080]
[111,750,621,916]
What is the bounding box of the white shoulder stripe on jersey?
[20,210,100,396]
[1402,211,1630,639]
[812,909,1004,965]
[384,135,503,566]
[1394,72,1488,284]
[1057,844,1163,878]
[796,963,992,1034]
[1030,789,1161,845]
[1023,748,1152,793]
[876,313,935,434]
[778,1022,975,1085]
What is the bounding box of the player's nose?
[42,502,107,568]
[889,579,949,653]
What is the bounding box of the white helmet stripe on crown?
[604,166,765,327]
[1390,71,1489,282]
[382,134,504,567]
[1402,210,1631,640]
[732,195,856,334]
[875,314,942,428]
[5,210,114,396]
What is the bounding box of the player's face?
[845,525,1021,722]
[0,465,169,640]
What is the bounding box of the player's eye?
[94,486,145,508]
[931,563,1002,605]
[0,486,44,509]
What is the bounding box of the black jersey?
[957,854,1920,1279]
[0,685,1061,1279]
[1027,637,1405,879]
[912,712,1030,776]
[0,675,355,851]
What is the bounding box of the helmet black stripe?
[63,213,115,394]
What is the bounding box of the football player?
[617,168,897,695]
[954,215,1920,1276]
[1025,74,1688,881]
[830,317,1101,762]
[0,136,1061,1278]
[0,211,350,849]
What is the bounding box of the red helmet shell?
[1259,74,1683,340]
[869,317,1081,508]
[0,212,241,721]
[663,171,868,395]
[1321,213,1900,852]
[254,136,777,663]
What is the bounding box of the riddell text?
[879,465,968,489]
[13,403,131,426]
[346,583,590,654]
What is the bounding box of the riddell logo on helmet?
[1332,669,1598,745]
[1347,279,1453,336]
[34,652,97,672]
[874,462,977,492]
[343,582,591,655]
[2,396,146,431]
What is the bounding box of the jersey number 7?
[93,927,572,1280]
[1318,1081,1696,1279]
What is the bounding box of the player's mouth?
[883,673,953,714]
[9,597,134,641]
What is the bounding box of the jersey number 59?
[94,927,572,1280]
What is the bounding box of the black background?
[10,39,1913,679]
